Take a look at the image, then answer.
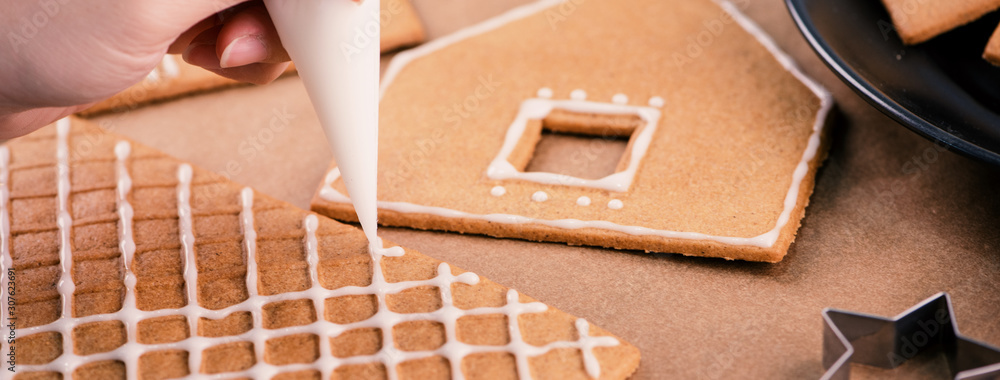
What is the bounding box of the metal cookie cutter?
[821,292,1000,380]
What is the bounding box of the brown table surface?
[93,0,1000,378]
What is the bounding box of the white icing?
[570,89,587,100]
[536,87,553,98]
[114,141,142,380]
[576,196,591,206]
[265,0,381,245]
[574,318,614,378]
[607,199,623,210]
[10,119,91,375]
[319,0,833,249]
[145,56,180,83]
[55,119,75,366]
[145,67,160,82]
[160,55,181,78]
[381,0,565,98]
[491,186,506,196]
[486,98,660,192]
[612,94,628,104]
[175,163,206,373]
[17,123,617,379]
[115,142,136,264]
[648,96,664,108]
[15,136,149,378]
[531,191,549,202]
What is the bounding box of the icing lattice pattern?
[0,119,619,379]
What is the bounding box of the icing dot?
[490,186,506,197]
[576,196,591,206]
[570,89,587,100]
[648,96,665,108]
[537,88,553,98]
[532,191,549,202]
[612,94,628,104]
[607,199,624,210]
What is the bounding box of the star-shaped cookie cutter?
[821,292,1000,380]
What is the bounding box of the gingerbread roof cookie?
[78,54,281,117]
[80,0,426,117]
[1,118,639,379]
[311,0,833,262]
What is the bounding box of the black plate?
[786,0,1000,166]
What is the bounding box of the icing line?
[380,0,566,99]
[321,0,833,249]
[114,141,143,380]
[55,119,76,372]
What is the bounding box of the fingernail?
[220,36,267,68]
[183,43,221,70]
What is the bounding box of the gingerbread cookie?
[1,117,639,379]
[77,54,276,117]
[380,0,426,52]
[311,0,833,263]
[880,0,1000,44]
[79,0,425,117]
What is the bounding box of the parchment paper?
[93,0,1000,378]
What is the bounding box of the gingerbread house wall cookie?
[2,118,639,379]
[311,0,833,262]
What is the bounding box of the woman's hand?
[0,0,291,138]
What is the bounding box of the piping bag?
[263,0,381,244]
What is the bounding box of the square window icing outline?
[486,88,664,192]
